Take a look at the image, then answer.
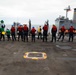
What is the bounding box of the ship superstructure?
[55,7,76,34]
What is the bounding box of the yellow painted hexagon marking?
[23,52,47,60]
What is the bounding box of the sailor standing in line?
[57,26,66,42]
[11,25,16,41]
[37,26,42,39]
[31,27,36,42]
[6,29,11,41]
[0,24,5,41]
[68,26,75,42]
[23,24,28,42]
[17,25,23,41]
[43,24,48,42]
[51,25,57,42]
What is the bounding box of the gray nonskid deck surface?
[0,37,76,75]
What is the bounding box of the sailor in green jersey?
[0,28,2,40]
[6,29,11,41]
[0,27,5,41]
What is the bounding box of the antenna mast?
[64,6,71,19]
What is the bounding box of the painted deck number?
[23,52,47,60]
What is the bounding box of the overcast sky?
[0,0,76,25]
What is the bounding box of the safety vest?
[38,27,41,32]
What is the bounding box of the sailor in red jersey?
[17,25,23,41]
[23,24,28,42]
[11,25,16,41]
[51,25,57,42]
[31,27,36,42]
[58,26,66,41]
[68,26,75,42]
[43,24,48,42]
